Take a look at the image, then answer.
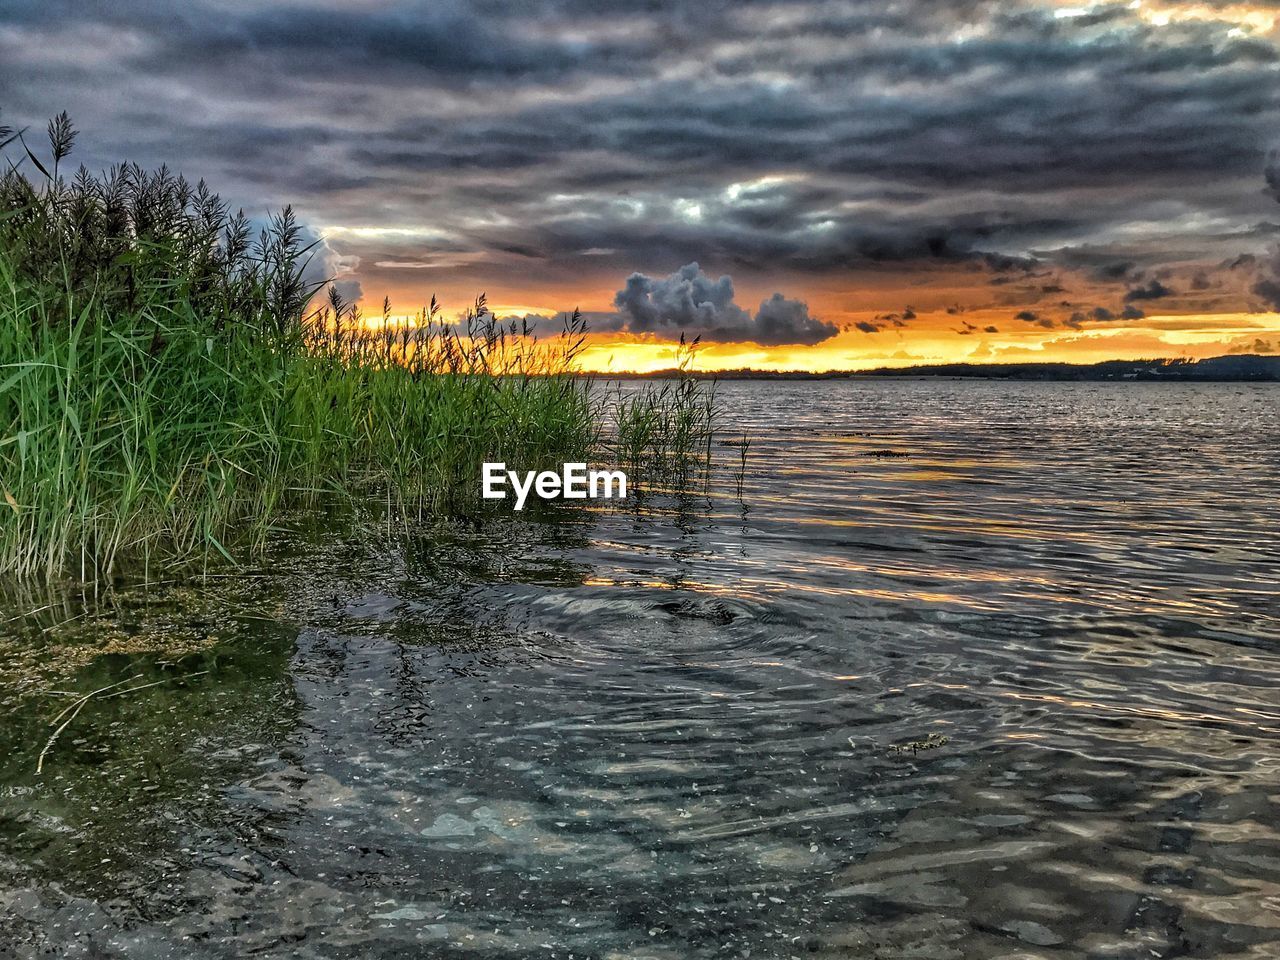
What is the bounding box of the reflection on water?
[2,380,1279,958]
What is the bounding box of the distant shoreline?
[582,354,1280,382]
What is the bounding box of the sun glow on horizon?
[333,286,1280,372]
[570,311,1280,373]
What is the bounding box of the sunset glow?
[570,311,1280,373]
[9,0,1279,374]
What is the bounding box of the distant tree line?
[588,355,1280,381]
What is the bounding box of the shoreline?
[578,353,1280,382]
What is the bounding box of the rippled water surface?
[3,380,1279,958]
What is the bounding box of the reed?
[609,334,717,489]
[0,112,645,581]
[0,111,718,581]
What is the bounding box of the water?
[2,380,1279,958]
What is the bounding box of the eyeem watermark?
[482,462,627,510]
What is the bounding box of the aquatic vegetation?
[888,733,950,755]
[608,334,717,490]
[732,433,750,498]
[0,112,714,581]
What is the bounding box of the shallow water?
[2,380,1279,958]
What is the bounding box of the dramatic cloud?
[1253,161,1280,310]
[1065,303,1148,324]
[612,263,836,345]
[2,0,1280,340]
[754,292,838,345]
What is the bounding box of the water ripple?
[3,380,1280,957]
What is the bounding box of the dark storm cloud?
[3,0,1280,330]
[1251,152,1280,309]
[754,292,838,344]
[1254,248,1280,310]
[612,263,837,345]
[1062,302,1149,323]
[1094,261,1137,281]
[3,0,642,84]
[149,7,623,81]
[1124,280,1175,301]
[1267,147,1280,199]
[1014,309,1056,329]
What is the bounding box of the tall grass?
[292,293,597,519]
[0,111,721,582]
[0,112,610,581]
[609,334,717,489]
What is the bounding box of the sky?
[3,0,1280,371]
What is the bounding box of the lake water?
[2,379,1279,958]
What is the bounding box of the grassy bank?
[0,113,712,581]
